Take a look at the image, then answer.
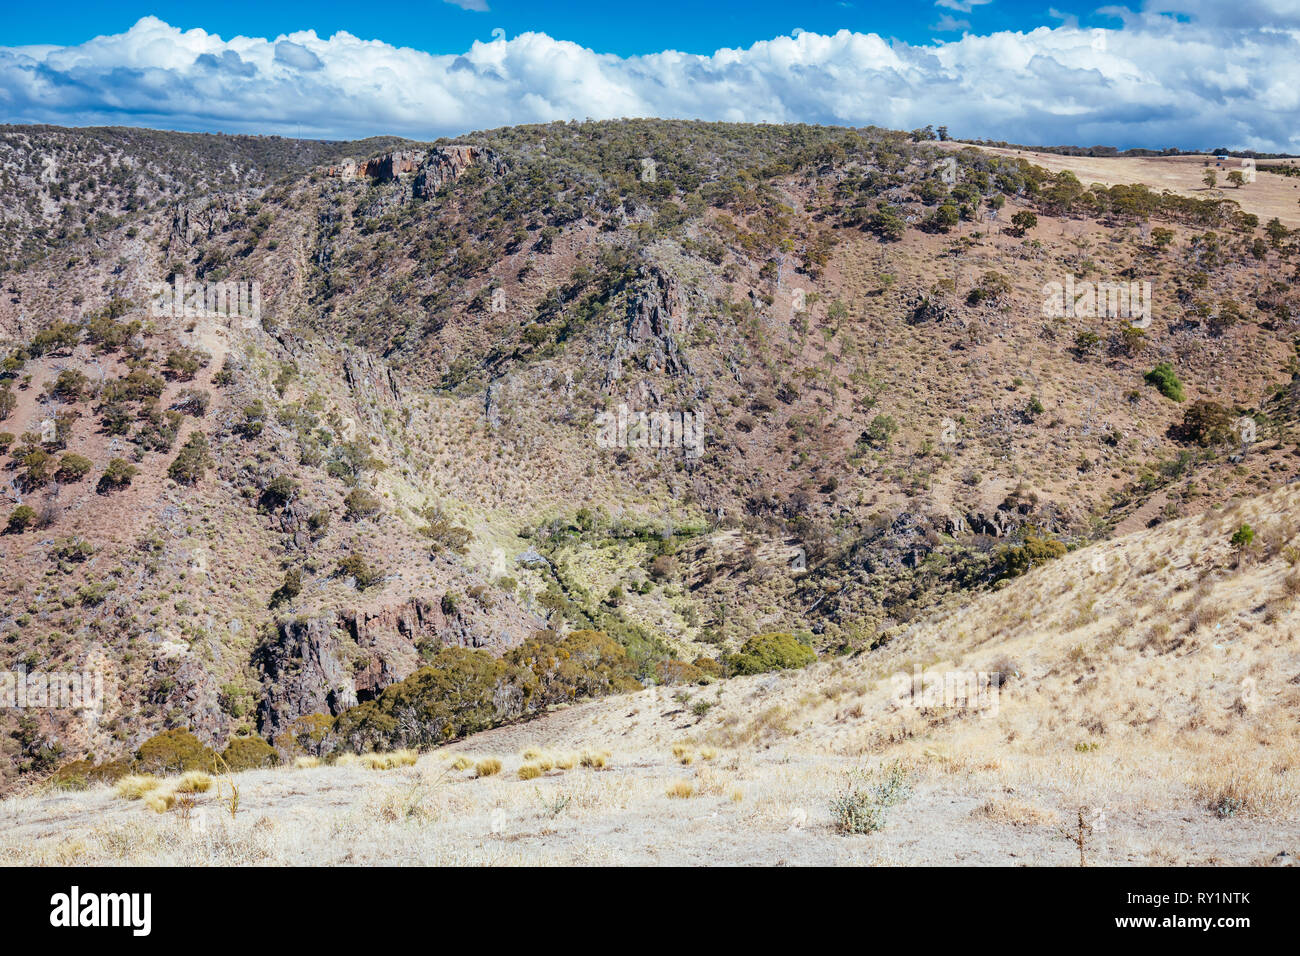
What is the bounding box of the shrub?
[260,475,298,511]
[343,488,382,520]
[862,414,898,448]
[5,505,37,533]
[475,757,502,777]
[518,763,543,780]
[727,632,816,675]
[0,387,15,421]
[1144,363,1185,402]
[51,536,93,562]
[171,388,211,417]
[338,553,382,589]
[997,531,1067,579]
[1178,400,1234,446]
[168,432,213,484]
[97,457,138,493]
[221,736,279,772]
[164,347,207,381]
[830,761,912,834]
[1009,210,1038,236]
[55,453,93,482]
[134,729,216,775]
[419,505,471,553]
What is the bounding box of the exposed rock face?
[607,266,692,387]
[342,348,402,405]
[254,595,532,738]
[326,150,424,181]
[361,150,423,180]
[412,145,505,199]
[254,616,359,738]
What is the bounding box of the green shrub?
[338,553,382,589]
[727,632,816,675]
[1178,400,1234,446]
[168,432,213,484]
[55,453,93,482]
[862,414,898,449]
[134,729,216,775]
[343,488,382,520]
[5,505,37,533]
[260,475,298,510]
[221,736,279,772]
[830,761,912,834]
[1144,363,1185,402]
[997,531,1067,579]
[97,457,138,493]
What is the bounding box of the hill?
[1,119,1298,804]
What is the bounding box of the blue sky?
[1,2,1297,151]
[2,1,1122,55]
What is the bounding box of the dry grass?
[666,780,694,799]
[174,771,212,794]
[474,758,502,778]
[972,798,1060,827]
[114,775,161,800]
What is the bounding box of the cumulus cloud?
[0,14,1296,151]
[274,40,324,71]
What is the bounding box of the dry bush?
[971,798,1060,827]
[666,780,694,798]
[475,758,502,778]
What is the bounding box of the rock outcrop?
[412,145,505,199]
[254,594,533,738]
[326,150,424,181]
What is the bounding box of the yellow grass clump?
[144,790,176,814]
[666,780,694,799]
[114,775,161,800]
[518,763,543,780]
[448,754,473,771]
[174,771,212,794]
[580,750,610,769]
[359,750,418,770]
[475,758,503,778]
[294,756,322,769]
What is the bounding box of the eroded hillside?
[1,120,1299,790]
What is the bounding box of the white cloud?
[935,0,994,12]
[0,14,1296,151]
[932,15,972,32]
[443,0,490,10]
